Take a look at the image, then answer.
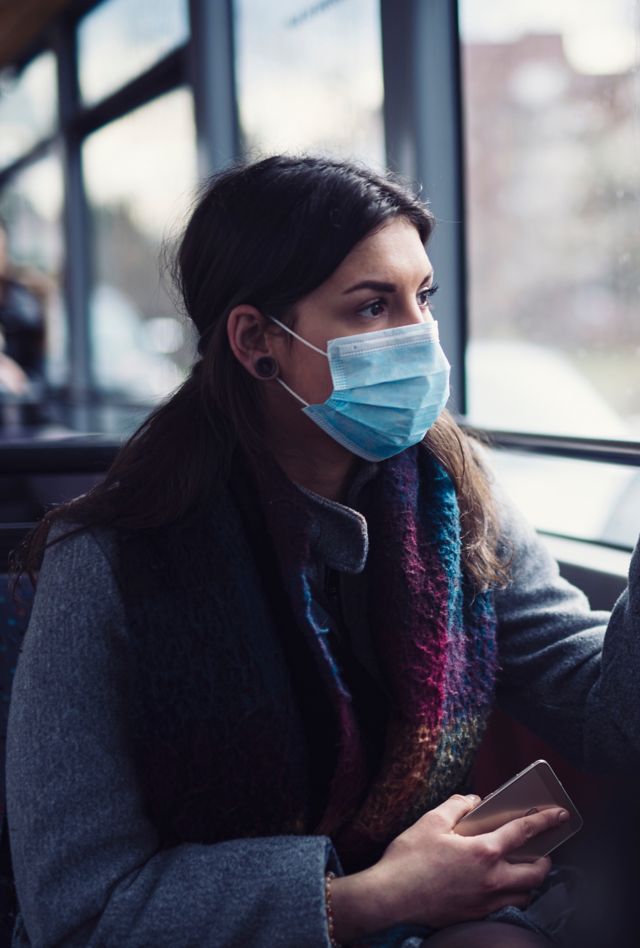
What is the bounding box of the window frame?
[380,0,468,416]
[0,0,239,430]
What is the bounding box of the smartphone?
[453,759,583,863]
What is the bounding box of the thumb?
[431,793,481,830]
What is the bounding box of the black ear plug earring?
[255,356,279,379]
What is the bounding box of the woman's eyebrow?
[342,272,435,295]
[342,280,396,294]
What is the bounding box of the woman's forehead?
[328,219,432,291]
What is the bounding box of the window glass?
[235,0,385,167]
[0,153,67,429]
[487,448,640,551]
[78,0,190,105]
[82,88,197,431]
[0,53,57,169]
[460,0,640,441]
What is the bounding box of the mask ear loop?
[266,316,329,408]
[268,317,328,357]
[277,378,310,407]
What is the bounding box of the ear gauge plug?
[255,356,279,379]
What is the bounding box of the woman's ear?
[227,305,279,380]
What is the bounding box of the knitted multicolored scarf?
[118,444,498,942]
[254,444,499,867]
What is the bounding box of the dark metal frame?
[381,0,468,415]
[0,435,119,473]
[53,19,92,428]
[188,0,240,177]
[471,429,640,468]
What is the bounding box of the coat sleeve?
[492,479,640,774]
[6,526,341,948]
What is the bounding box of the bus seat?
[472,706,615,817]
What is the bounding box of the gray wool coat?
[6,470,640,947]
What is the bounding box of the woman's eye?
[418,283,439,308]
[358,299,386,319]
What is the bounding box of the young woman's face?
[269,217,436,408]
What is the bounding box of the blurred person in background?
[0,217,47,418]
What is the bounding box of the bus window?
[460,0,639,442]
[82,87,198,434]
[234,0,385,167]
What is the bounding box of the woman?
[6,155,640,947]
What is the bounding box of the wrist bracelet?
[325,871,341,948]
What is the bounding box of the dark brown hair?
[13,155,509,591]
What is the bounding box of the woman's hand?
[331,793,567,943]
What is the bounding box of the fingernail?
[467,794,481,803]
[558,809,570,823]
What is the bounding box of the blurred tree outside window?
[78,0,190,105]
[0,53,57,170]
[235,0,385,168]
[460,0,640,441]
[82,87,198,426]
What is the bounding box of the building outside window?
[459,0,640,547]
[460,0,639,441]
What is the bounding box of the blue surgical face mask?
[269,318,451,462]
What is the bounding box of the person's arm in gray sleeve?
[6,526,341,948]
[492,478,640,774]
